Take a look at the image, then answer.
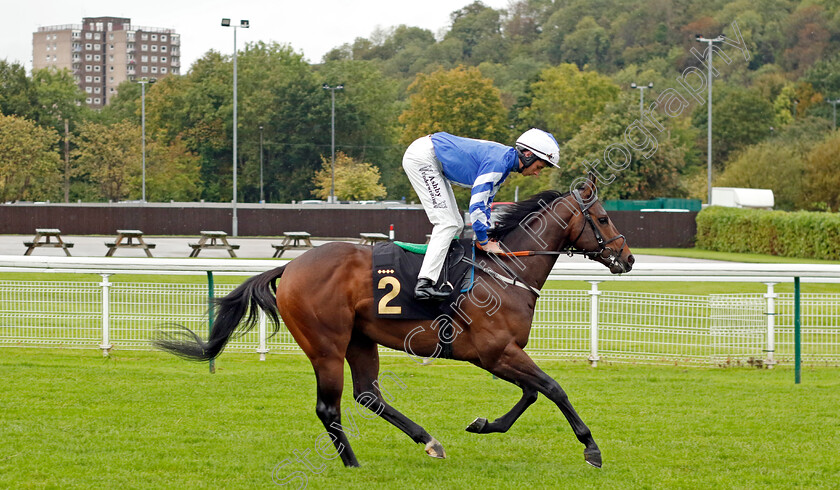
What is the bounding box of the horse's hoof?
[584,447,602,468]
[425,438,446,459]
[465,417,488,433]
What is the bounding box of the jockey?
[402,128,561,301]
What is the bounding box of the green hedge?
[695,206,840,260]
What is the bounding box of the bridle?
[560,189,627,268]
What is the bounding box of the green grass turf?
[1,349,838,489]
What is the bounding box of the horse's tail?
[154,265,286,362]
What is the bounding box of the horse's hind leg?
[465,387,538,434]
[312,356,361,467]
[482,343,602,468]
[345,334,445,459]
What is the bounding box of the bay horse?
[156,174,634,468]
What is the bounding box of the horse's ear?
[588,171,598,190]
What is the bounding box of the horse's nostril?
[627,254,635,265]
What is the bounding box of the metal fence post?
[764,282,777,368]
[99,273,113,356]
[588,281,602,367]
[257,310,269,361]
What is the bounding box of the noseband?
[561,190,627,267]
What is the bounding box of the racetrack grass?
[633,247,840,264]
[1,349,838,489]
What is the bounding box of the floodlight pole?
[322,84,343,203]
[697,34,725,206]
[222,18,249,235]
[259,125,264,203]
[630,82,653,119]
[137,77,155,202]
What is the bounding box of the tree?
[691,85,775,168]
[72,121,141,201]
[145,135,203,202]
[32,68,87,202]
[0,113,61,202]
[0,60,38,120]
[444,1,507,63]
[518,63,620,144]
[398,65,508,145]
[312,151,386,201]
[802,131,840,211]
[561,17,611,69]
[555,93,693,200]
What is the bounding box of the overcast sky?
[4,0,512,73]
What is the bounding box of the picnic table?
[189,231,240,257]
[105,230,156,257]
[272,231,314,258]
[23,229,74,256]
[359,232,390,245]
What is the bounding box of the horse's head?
[564,173,634,274]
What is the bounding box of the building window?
[94,98,100,104]
[94,33,101,40]
[94,55,100,61]
[141,66,148,73]
[141,44,147,51]
[85,43,92,49]
[53,55,57,61]
[151,34,158,41]
[141,33,148,40]
[94,44,100,50]
[86,97,92,103]
[161,56,166,62]
[85,54,92,61]
[109,77,114,82]
[151,66,158,74]
[85,32,92,39]
[85,76,92,82]
[94,76,100,82]
[161,67,167,74]
[109,55,114,61]
[151,56,157,62]
[109,33,114,40]
[151,45,158,52]
[172,68,179,75]
[161,35,167,41]
[109,66,114,71]
[110,87,115,92]
[161,45,167,52]
[85,65,92,71]
[94,87,101,94]
[45,55,51,62]
[85,87,92,93]
[141,55,148,62]
[94,66,100,72]
[109,44,114,50]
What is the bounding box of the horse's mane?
[488,190,569,240]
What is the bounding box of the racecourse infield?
[1,348,838,489]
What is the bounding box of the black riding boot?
[414,278,450,301]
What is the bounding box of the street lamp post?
[828,99,840,131]
[322,84,343,204]
[221,18,249,236]
[259,125,264,203]
[137,77,156,202]
[696,34,725,206]
[630,82,653,119]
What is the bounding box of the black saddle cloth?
[372,239,473,320]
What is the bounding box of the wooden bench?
[272,231,314,258]
[105,229,156,257]
[189,230,240,257]
[359,232,390,245]
[23,228,74,256]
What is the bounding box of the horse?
[155,173,634,469]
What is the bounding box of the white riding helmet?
[516,128,561,168]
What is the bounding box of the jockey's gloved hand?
[477,240,503,254]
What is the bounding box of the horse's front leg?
[465,387,538,434]
[482,343,601,468]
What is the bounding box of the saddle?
[372,239,474,320]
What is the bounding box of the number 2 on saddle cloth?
[371,239,474,320]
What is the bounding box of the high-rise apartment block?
[32,16,180,108]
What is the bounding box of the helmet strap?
[515,148,540,173]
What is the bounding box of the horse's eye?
[598,217,609,225]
